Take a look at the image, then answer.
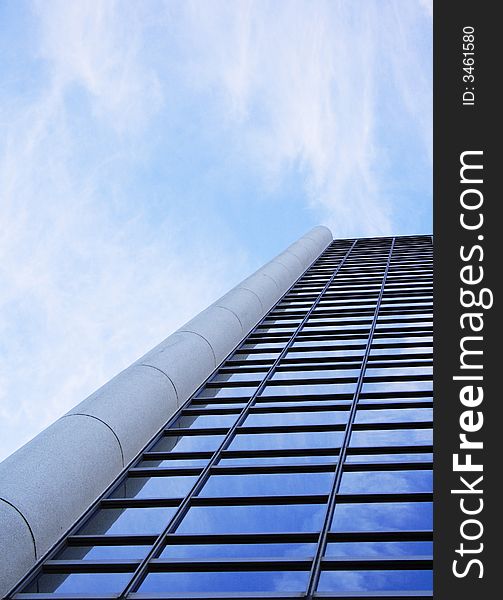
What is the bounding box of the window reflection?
[80,507,176,536]
[261,382,357,396]
[244,410,350,427]
[199,471,335,497]
[24,573,131,594]
[58,544,151,560]
[230,431,344,451]
[331,502,433,532]
[325,540,432,558]
[172,413,238,428]
[160,542,315,559]
[355,407,432,424]
[139,570,310,593]
[153,434,225,453]
[350,428,433,447]
[345,453,432,463]
[340,470,433,494]
[317,569,432,592]
[111,475,197,499]
[177,504,326,533]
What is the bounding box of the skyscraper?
[1,230,433,598]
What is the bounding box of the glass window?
[111,475,198,499]
[220,454,339,466]
[241,341,286,349]
[325,540,432,558]
[345,453,432,464]
[172,413,238,429]
[271,368,361,380]
[255,399,352,410]
[355,407,433,424]
[229,430,344,451]
[199,471,335,497]
[317,569,432,593]
[350,428,433,447]
[287,349,365,360]
[153,434,225,453]
[138,571,310,593]
[365,366,433,377]
[177,504,326,534]
[358,396,432,406]
[261,382,356,396]
[197,385,256,398]
[293,339,367,349]
[373,336,433,346]
[232,352,280,361]
[159,541,316,559]
[24,573,131,594]
[362,381,433,393]
[340,470,433,494]
[58,544,151,560]
[331,502,432,532]
[212,371,264,383]
[80,507,176,536]
[190,400,246,410]
[244,410,350,427]
[138,457,210,468]
[370,346,432,356]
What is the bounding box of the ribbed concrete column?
[0,225,332,595]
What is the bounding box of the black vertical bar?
[435,2,497,599]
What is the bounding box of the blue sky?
[0,0,432,461]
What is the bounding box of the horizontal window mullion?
[43,559,139,573]
[101,498,182,509]
[351,421,432,431]
[359,390,433,400]
[320,556,432,570]
[255,393,354,403]
[362,374,432,383]
[182,407,243,416]
[163,532,319,545]
[249,403,352,415]
[161,427,230,436]
[266,376,359,386]
[326,530,432,542]
[148,557,312,572]
[209,463,339,476]
[221,447,342,460]
[347,444,432,456]
[237,423,347,435]
[334,492,433,504]
[190,494,328,506]
[142,451,213,461]
[342,461,432,472]
[67,534,158,546]
[128,467,204,477]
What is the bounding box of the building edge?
[0,225,333,596]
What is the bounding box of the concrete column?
[0,225,332,595]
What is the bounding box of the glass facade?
[11,235,433,598]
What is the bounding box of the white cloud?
[172,0,432,236]
[0,0,246,461]
[32,0,163,131]
[0,0,431,461]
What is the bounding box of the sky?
[0,0,432,462]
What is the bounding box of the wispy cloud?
[0,0,247,460]
[171,0,432,236]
